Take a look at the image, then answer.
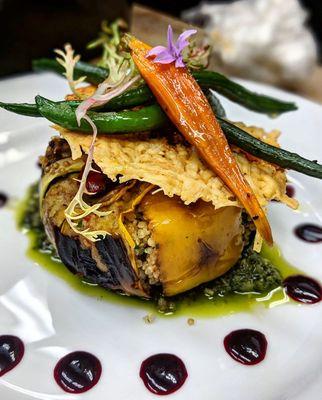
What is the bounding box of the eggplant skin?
[96,236,145,296]
[42,172,148,298]
[54,227,145,296]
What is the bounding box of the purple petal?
[167,25,176,55]
[178,29,197,42]
[153,49,174,59]
[154,51,176,64]
[148,25,198,68]
[147,45,167,57]
[175,56,185,68]
[176,29,197,52]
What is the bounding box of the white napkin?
[182,0,318,85]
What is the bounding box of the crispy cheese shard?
[57,123,298,211]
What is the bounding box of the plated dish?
[0,20,322,398]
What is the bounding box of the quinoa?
[125,208,160,285]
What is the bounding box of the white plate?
[0,72,322,400]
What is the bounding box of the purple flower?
[147,25,197,68]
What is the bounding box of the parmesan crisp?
[57,123,298,211]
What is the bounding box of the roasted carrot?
[128,36,273,245]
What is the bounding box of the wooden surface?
[131,4,199,47]
[131,4,322,104]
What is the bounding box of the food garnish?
[146,25,197,68]
[218,118,322,179]
[4,22,322,300]
[5,95,321,179]
[55,23,142,241]
[54,44,87,98]
[32,57,109,85]
[74,20,140,124]
[128,33,273,244]
[63,116,112,242]
[35,96,167,132]
[30,61,297,115]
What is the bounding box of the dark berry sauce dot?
[0,193,8,208]
[140,353,188,395]
[224,329,267,365]
[283,275,322,304]
[0,335,24,377]
[294,224,322,243]
[54,351,102,394]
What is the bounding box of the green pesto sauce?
[16,184,301,318]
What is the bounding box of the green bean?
[218,117,322,179]
[0,102,40,117]
[205,89,226,118]
[35,96,167,133]
[0,85,155,118]
[32,58,297,115]
[194,71,297,115]
[34,96,321,179]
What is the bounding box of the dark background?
[0,0,321,77]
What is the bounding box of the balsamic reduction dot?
[286,184,295,198]
[224,329,267,365]
[54,351,102,394]
[0,193,8,208]
[140,353,188,395]
[284,275,322,304]
[0,335,24,377]
[294,224,322,243]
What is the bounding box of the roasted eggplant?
[40,138,245,298]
